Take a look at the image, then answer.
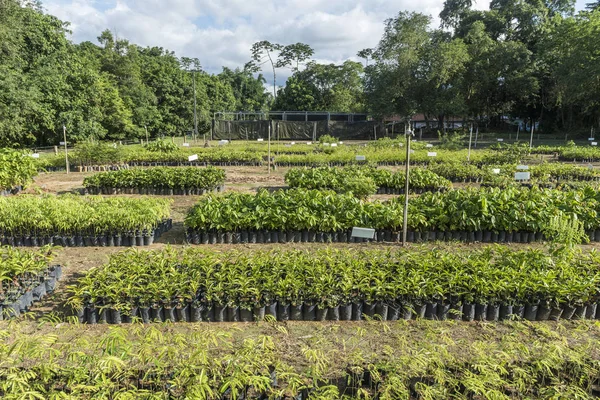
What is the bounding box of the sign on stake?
[351,227,375,240]
[188,154,198,162]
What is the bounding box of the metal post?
[193,71,198,143]
[529,121,534,149]
[467,123,473,162]
[63,125,69,174]
[145,125,149,144]
[402,126,411,247]
[268,122,271,176]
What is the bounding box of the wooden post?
[467,123,473,162]
[402,128,411,247]
[268,123,271,176]
[63,125,69,174]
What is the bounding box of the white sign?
[257,138,264,142]
[497,139,504,142]
[339,141,344,145]
[306,142,312,145]
[492,168,500,174]
[589,138,595,141]
[517,165,529,170]
[593,142,598,146]
[182,143,190,147]
[351,227,375,239]
[188,154,198,162]
[515,172,531,181]
[290,142,296,145]
[427,152,437,157]
[330,143,338,147]
[426,144,434,148]
[218,140,229,146]
[31,153,40,159]
[356,155,366,161]
[323,143,331,147]
[59,141,66,145]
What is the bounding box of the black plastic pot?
[32,283,46,301]
[562,305,576,320]
[190,305,203,322]
[213,304,226,322]
[499,305,513,320]
[537,305,552,321]
[482,231,492,242]
[474,304,488,321]
[303,303,317,321]
[437,303,450,321]
[111,309,122,324]
[139,307,150,323]
[339,303,353,321]
[175,304,190,322]
[524,304,538,321]
[585,303,597,319]
[351,302,363,321]
[448,303,462,320]
[486,304,500,322]
[549,307,563,321]
[425,302,438,320]
[290,305,303,321]
[374,302,389,321]
[266,302,277,319]
[240,308,253,322]
[75,307,86,324]
[513,305,525,319]
[202,304,214,322]
[462,303,475,321]
[573,305,587,320]
[150,307,164,322]
[327,306,340,321]
[363,302,376,319]
[275,303,289,321]
[253,306,265,321]
[414,303,427,319]
[316,307,328,321]
[240,231,249,243]
[227,306,239,322]
[86,307,97,324]
[98,308,108,324]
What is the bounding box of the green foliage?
[0,150,37,191]
[0,245,57,305]
[144,139,178,153]
[285,166,451,195]
[70,142,124,167]
[1,319,600,397]
[0,195,171,236]
[318,135,339,144]
[83,167,225,191]
[274,61,365,112]
[185,186,600,243]
[71,246,600,311]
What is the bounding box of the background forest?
[0,0,598,146]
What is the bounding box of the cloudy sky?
[44,0,590,87]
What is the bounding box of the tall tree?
[250,41,282,100]
[276,43,314,71]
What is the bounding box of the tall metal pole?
[268,123,271,176]
[529,120,535,149]
[193,71,198,143]
[63,125,69,174]
[467,123,473,162]
[402,124,412,247]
